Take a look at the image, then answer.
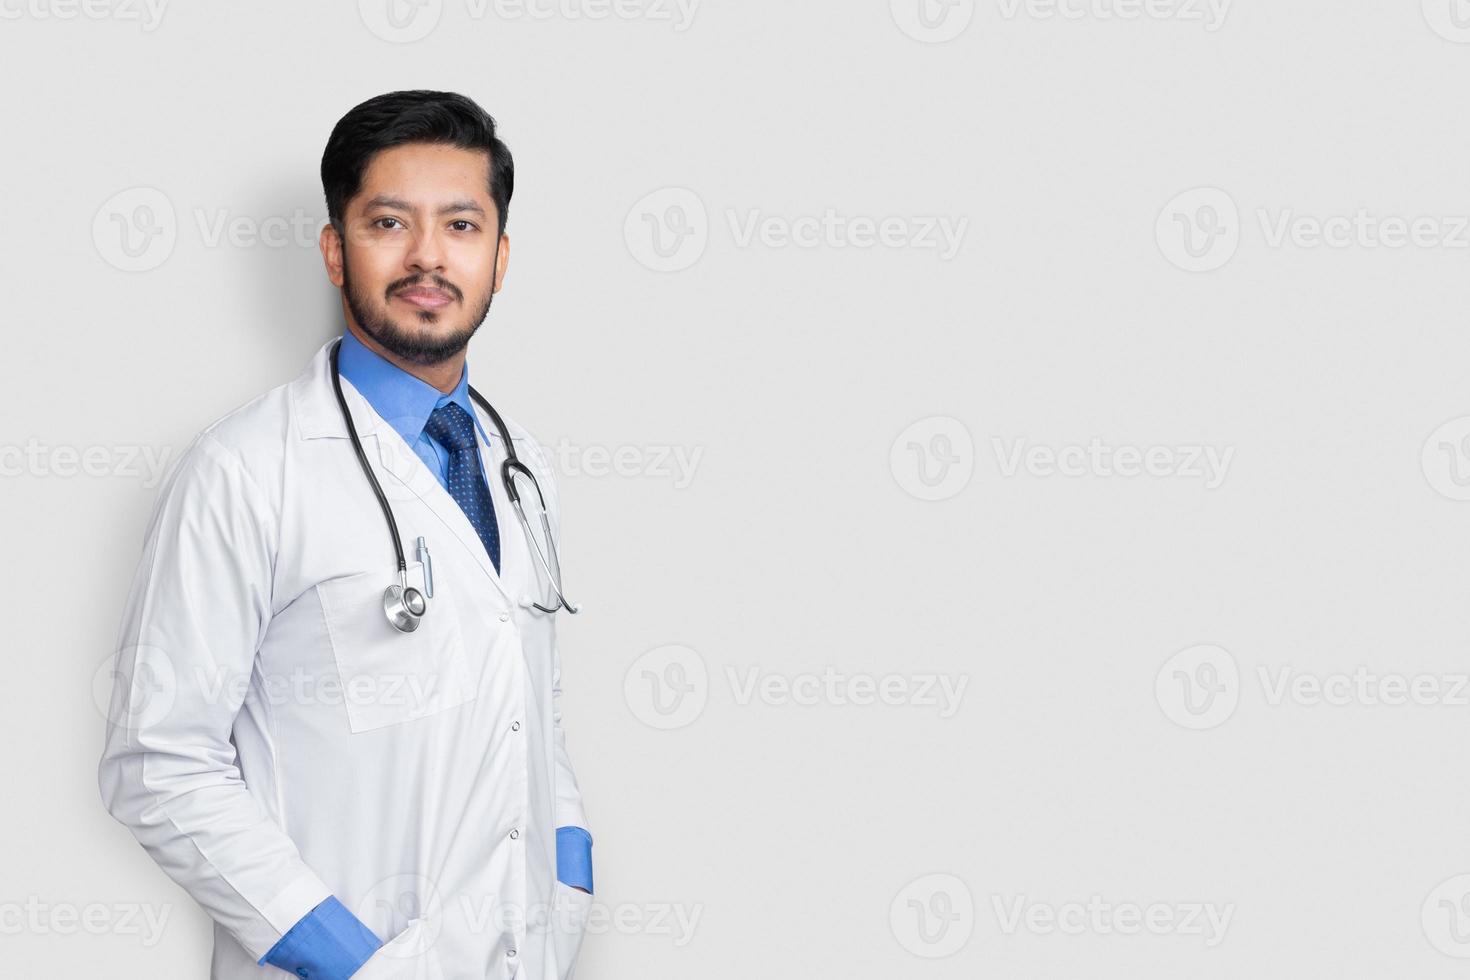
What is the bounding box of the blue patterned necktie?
[423,402,501,573]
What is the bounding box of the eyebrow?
[362,195,486,217]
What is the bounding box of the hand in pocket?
[550,882,595,980]
[352,917,443,980]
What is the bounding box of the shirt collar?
[336,328,489,448]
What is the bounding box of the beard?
[342,248,496,366]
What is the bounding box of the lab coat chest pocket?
[317,569,476,733]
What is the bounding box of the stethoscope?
[329,337,579,633]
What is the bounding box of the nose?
[404,225,446,273]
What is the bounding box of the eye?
[450,220,477,232]
[374,217,404,230]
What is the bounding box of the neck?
[344,321,463,394]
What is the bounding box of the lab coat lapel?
[361,402,513,606]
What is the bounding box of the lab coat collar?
[334,327,490,450]
[295,336,517,447]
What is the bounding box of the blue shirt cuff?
[556,825,594,894]
[258,896,382,978]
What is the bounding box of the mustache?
[388,276,462,301]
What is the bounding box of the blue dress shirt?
[259,329,593,978]
[336,325,492,479]
[259,896,380,978]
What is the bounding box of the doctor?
[97,90,595,980]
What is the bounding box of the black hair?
[321,90,514,239]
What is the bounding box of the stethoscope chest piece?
[384,581,427,633]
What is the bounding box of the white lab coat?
[98,338,594,980]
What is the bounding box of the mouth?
[394,286,455,310]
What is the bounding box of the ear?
[492,232,510,294]
[320,223,345,288]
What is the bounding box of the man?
[97,90,595,980]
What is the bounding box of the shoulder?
[140,383,293,550]
[201,382,293,458]
[156,367,301,507]
[180,382,293,488]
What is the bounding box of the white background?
[6,0,1470,976]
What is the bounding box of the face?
[323,142,509,366]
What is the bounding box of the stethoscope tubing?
[329,337,577,625]
[331,339,410,576]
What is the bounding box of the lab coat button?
[509,828,520,839]
[499,611,510,622]
[507,948,517,958]
[511,721,520,731]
